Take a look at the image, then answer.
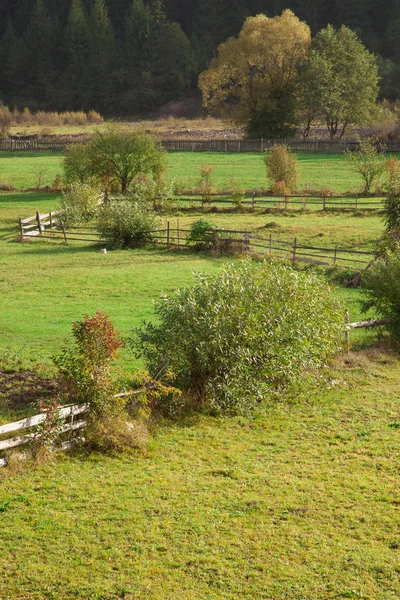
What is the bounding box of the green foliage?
[59,183,102,226]
[185,218,216,245]
[264,145,299,192]
[64,127,166,193]
[299,25,379,138]
[230,179,245,208]
[132,260,344,414]
[384,174,400,235]
[199,165,215,204]
[361,251,400,340]
[345,137,387,194]
[127,174,176,212]
[97,202,160,248]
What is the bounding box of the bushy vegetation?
[133,260,344,414]
[97,202,160,248]
[264,145,299,192]
[59,183,102,226]
[345,137,387,194]
[362,251,400,340]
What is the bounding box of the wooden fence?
[18,213,377,268]
[175,192,384,211]
[3,137,400,154]
[0,403,88,467]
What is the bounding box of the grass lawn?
[1,353,400,599]
[1,171,399,599]
[0,151,396,193]
[0,192,385,376]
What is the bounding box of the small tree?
[264,145,299,192]
[64,127,166,193]
[97,202,160,248]
[383,174,400,247]
[59,183,102,226]
[345,137,387,194]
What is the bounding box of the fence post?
[167,221,170,249]
[333,245,338,266]
[59,216,68,244]
[49,211,53,229]
[177,218,180,247]
[323,196,327,211]
[269,234,272,257]
[292,237,297,261]
[284,195,288,210]
[36,211,43,235]
[355,196,358,210]
[18,217,24,239]
[201,195,204,210]
[252,192,255,211]
[303,197,307,210]
[345,310,350,355]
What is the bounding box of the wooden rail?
[0,403,89,467]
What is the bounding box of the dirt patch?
[0,369,60,411]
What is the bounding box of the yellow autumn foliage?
[198,10,311,127]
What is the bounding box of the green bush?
[59,183,102,226]
[97,202,160,248]
[127,175,176,211]
[264,144,299,192]
[132,260,344,414]
[185,218,216,246]
[361,251,400,340]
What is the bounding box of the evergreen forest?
[0,0,400,114]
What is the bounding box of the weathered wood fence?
[0,403,88,467]
[3,137,400,153]
[18,213,376,268]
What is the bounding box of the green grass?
[0,192,384,374]
[1,354,400,599]
[0,151,397,192]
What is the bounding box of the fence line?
[2,137,400,154]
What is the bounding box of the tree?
[264,144,299,191]
[86,0,116,110]
[299,25,379,139]
[198,10,311,138]
[63,0,90,109]
[345,137,387,194]
[64,127,166,193]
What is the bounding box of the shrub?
[230,178,245,208]
[53,312,139,451]
[59,183,102,226]
[97,202,160,248]
[132,261,344,414]
[361,251,400,340]
[186,218,216,246]
[199,165,215,204]
[345,137,387,194]
[127,174,176,211]
[264,145,299,192]
[64,143,98,186]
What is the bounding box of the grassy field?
[1,155,399,599]
[0,150,393,193]
[1,353,400,599]
[0,191,384,375]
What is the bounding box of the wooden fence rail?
[0,403,89,467]
[3,137,400,154]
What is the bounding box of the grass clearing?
[1,352,399,599]
[1,151,398,192]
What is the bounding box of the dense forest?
[0,0,399,114]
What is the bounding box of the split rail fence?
[19,212,377,268]
[0,403,88,467]
[2,137,400,154]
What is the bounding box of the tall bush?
[132,261,343,413]
[264,145,299,192]
[59,183,102,226]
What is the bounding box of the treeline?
[0,0,400,114]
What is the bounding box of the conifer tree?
[62,0,90,108]
[86,0,116,110]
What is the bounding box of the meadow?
[0,150,385,192]
[1,152,399,599]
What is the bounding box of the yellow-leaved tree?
[198,10,311,138]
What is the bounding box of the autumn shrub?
[54,312,139,451]
[127,174,175,211]
[199,165,215,204]
[97,202,160,248]
[264,145,299,192]
[230,178,245,208]
[59,183,102,226]
[132,261,344,414]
